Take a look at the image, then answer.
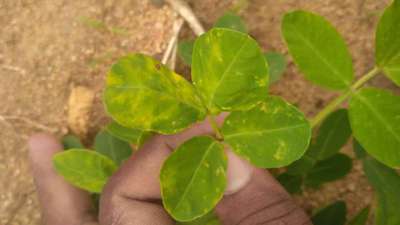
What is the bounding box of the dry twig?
[0,115,57,133]
[161,17,184,65]
[165,0,205,36]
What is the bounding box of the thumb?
[224,149,254,195]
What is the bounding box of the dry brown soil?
[0,0,397,224]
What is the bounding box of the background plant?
[53,1,400,224]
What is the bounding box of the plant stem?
[310,91,352,128]
[208,115,223,140]
[165,0,205,36]
[310,67,380,128]
[351,67,380,90]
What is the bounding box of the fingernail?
[224,149,254,195]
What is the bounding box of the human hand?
[28,118,312,225]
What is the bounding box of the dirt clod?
[67,86,95,138]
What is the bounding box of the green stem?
[209,115,223,140]
[310,91,352,128]
[310,67,380,128]
[351,67,380,90]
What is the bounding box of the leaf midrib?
[208,37,249,108]
[108,85,204,112]
[317,112,346,159]
[355,93,400,144]
[106,135,117,163]
[224,123,306,139]
[365,159,400,197]
[288,24,350,87]
[56,162,109,191]
[172,142,221,213]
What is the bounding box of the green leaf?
[94,130,132,165]
[213,11,247,33]
[353,139,367,160]
[62,135,84,149]
[192,28,269,113]
[375,0,400,86]
[348,88,400,168]
[312,201,347,225]
[160,136,227,221]
[104,54,206,134]
[309,109,352,160]
[348,206,370,225]
[53,149,117,193]
[363,157,400,225]
[264,52,287,83]
[282,11,354,90]
[178,40,194,66]
[176,211,221,225]
[277,173,302,194]
[305,153,352,187]
[286,153,315,175]
[222,96,311,168]
[105,120,150,147]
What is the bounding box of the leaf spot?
[273,140,287,161]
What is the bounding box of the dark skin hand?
[28,117,312,225]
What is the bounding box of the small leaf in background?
[349,88,400,168]
[353,139,367,160]
[160,136,227,222]
[192,28,269,113]
[264,52,287,83]
[222,96,311,168]
[348,206,370,225]
[94,130,132,165]
[213,11,247,33]
[105,120,151,147]
[79,16,107,31]
[277,173,303,194]
[176,211,221,225]
[62,134,84,149]
[363,157,400,225]
[104,54,206,134]
[286,153,315,175]
[305,153,352,188]
[282,11,354,90]
[230,0,249,13]
[309,109,352,160]
[311,201,347,225]
[178,40,194,66]
[375,0,400,86]
[53,149,117,193]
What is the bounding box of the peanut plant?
[53,1,400,224]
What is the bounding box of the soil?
[0,0,397,224]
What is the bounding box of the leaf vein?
[355,94,400,144]
[225,124,306,139]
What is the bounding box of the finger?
[99,116,254,225]
[166,114,254,195]
[224,149,253,195]
[28,133,97,225]
[99,119,222,225]
[216,169,312,225]
[99,135,175,225]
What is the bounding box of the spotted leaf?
[192,28,269,114]
[53,149,117,193]
[104,54,206,134]
[160,136,227,222]
[222,96,311,168]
